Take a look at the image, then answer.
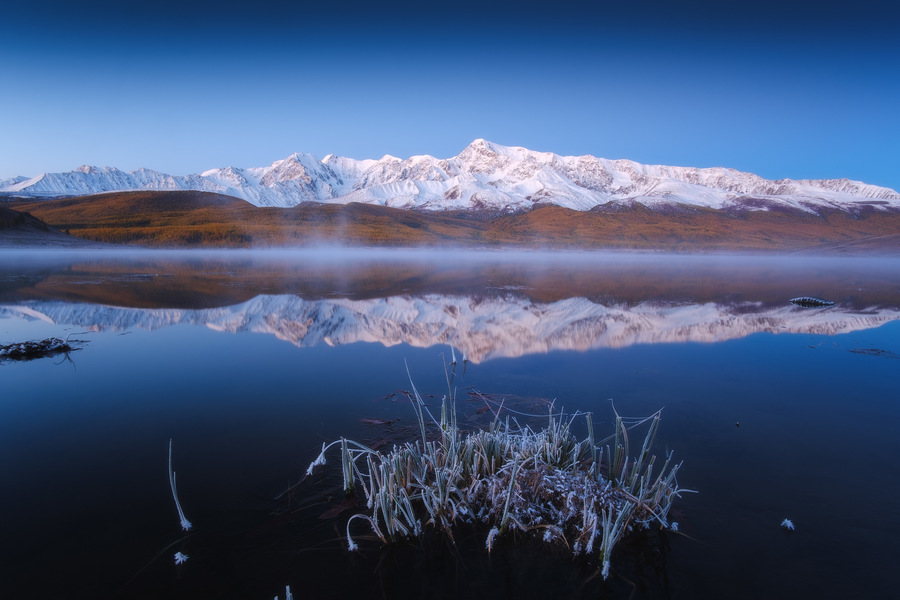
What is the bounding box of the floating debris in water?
[318,497,357,520]
[359,417,396,425]
[305,364,693,580]
[849,348,900,360]
[789,296,835,308]
[780,518,795,531]
[173,552,189,565]
[0,337,79,361]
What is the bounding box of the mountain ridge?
[4,140,898,215]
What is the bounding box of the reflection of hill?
[3,250,900,309]
[4,295,898,362]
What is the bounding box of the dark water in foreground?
[1,249,898,599]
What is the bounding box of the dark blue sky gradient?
[2,1,898,189]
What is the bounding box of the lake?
[1,248,898,599]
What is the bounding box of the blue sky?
[1,1,898,189]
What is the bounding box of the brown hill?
[9,191,490,247]
[9,190,900,252]
[493,203,900,252]
[0,204,102,247]
[1,204,54,230]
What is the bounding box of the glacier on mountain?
[3,294,898,363]
[3,139,898,214]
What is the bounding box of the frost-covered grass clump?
[306,363,691,579]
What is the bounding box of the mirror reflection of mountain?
[3,294,898,362]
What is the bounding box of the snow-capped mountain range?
[3,294,897,362]
[2,140,898,214]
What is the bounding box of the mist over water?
[1,248,898,599]
[3,247,899,307]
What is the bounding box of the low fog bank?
[3,246,899,286]
[4,244,900,266]
[2,246,899,311]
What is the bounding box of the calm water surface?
[0,249,898,599]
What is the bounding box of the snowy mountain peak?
[276,152,319,168]
[464,138,549,160]
[3,140,898,214]
[457,138,520,166]
[463,138,495,153]
[0,175,28,189]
